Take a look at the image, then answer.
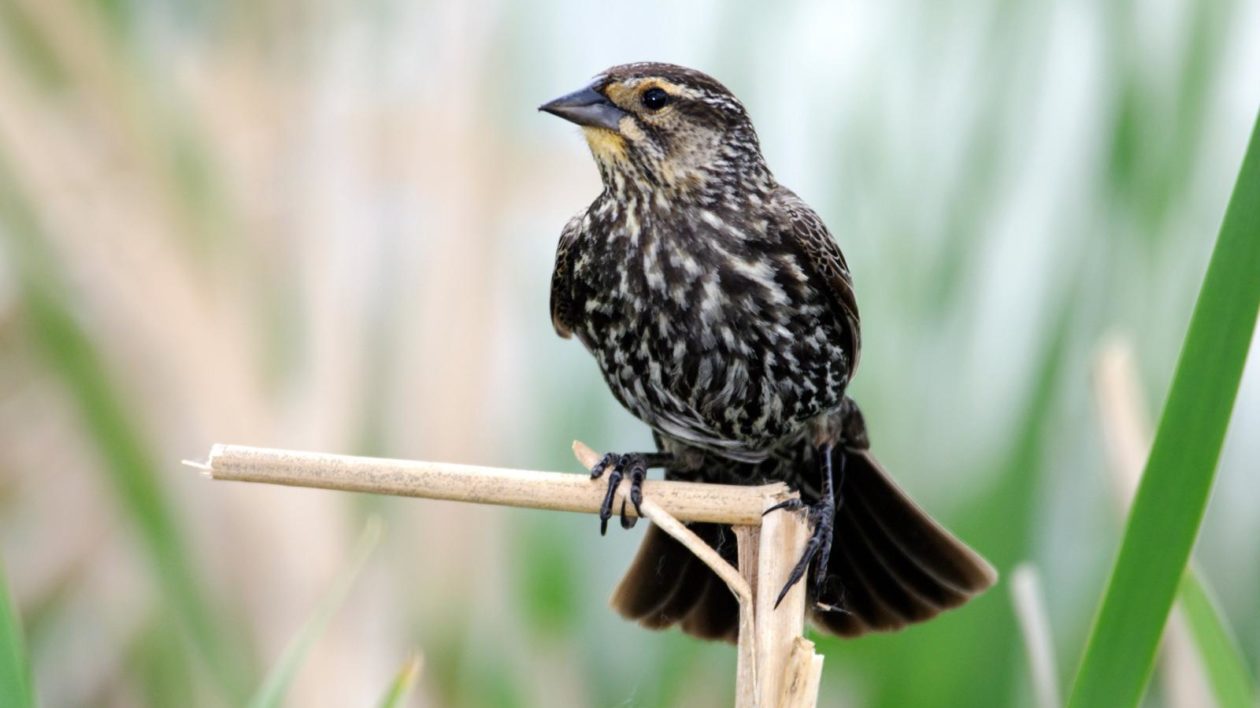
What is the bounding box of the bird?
[540,62,996,641]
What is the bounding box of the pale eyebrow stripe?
[621,77,702,99]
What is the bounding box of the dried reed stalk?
[1093,338,1213,708]
[188,441,824,707]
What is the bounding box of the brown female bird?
[542,62,995,640]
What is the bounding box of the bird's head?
[540,63,772,200]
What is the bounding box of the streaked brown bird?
[541,62,996,641]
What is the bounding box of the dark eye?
[641,87,671,111]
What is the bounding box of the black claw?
[773,576,797,609]
[598,463,624,536]
[763,497,805,517]
[590,450,673,535]
[620,455,647,529]
[774,530,822,609]
[590,452,617,480]
[772,444,839,609]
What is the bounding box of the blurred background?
[0,0,1257,706]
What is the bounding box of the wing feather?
[549,213,584,338]
[774,187,862,372]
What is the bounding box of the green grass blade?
[1178,570,1257,708]
[1067,111,1260,708]
[1095,342,1258,707]
[0,560,35,708]
[249,518,382,708]
[377,654,423,708]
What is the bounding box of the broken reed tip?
[181,458,212,476]
[182,444,232,478]
[572,440,600,468]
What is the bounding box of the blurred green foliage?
[249,520,380,708]
[377,654,423,708]
[0,560,35,708]
[0,0,1256,706]
[0,151,256,702]
[1179,572,1256,708]
[1070,111,1260,708]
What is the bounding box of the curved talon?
[762,497,804,517]
[773,444,840,609]
[619,455,647,529]
[628,481,643,517]
[598,463,625,536]
[590,452,617,480]
[591,450,673,535]
[619,499,636,529]
[774,517,825,609]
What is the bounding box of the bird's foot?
[764,444,841,609]
[589,452,649,534]
[764,495,835,608]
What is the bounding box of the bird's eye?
[641,87,671,111]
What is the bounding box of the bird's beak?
[539,84,628,132]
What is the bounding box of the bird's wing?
[774,186,862,372]
[549,212,584,339]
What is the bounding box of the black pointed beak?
[539,84,628,131]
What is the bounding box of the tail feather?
[813,448,995,634]
[611,442,996,642]
[843,494,971,609]
[610,520,696,619]
[843,450,996,593]
[612,522,739,636]
[679,570,740,640]
[640,549,705,629]
[828,505,942,627]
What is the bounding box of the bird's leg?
[764,444,842,609]
[590,451,673,534]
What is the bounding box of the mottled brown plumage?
[542,62,995,641]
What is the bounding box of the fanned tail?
[611,425,995,641]
[810,447,996,637]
